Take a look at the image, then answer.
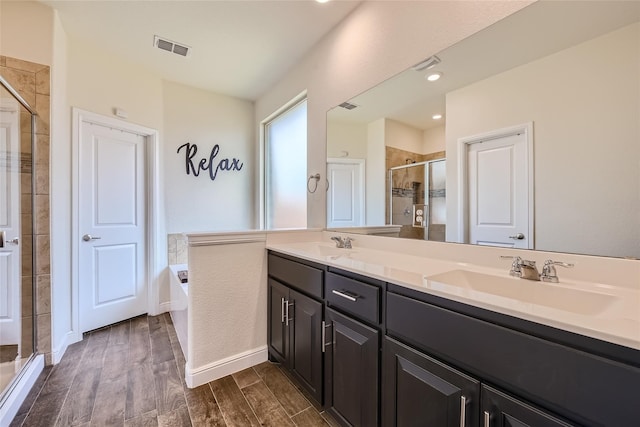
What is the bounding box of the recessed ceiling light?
[426,72,443,82]
[432,114,443,120]
[316,0,330,3]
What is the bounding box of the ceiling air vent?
[412,55,440,71]
[153,35,191,57]
[339,102,358,110]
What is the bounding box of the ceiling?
[41,0,361,100]
[328,0,640,130]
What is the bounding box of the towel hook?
[307,173,321,193]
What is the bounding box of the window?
[264,97,307,229]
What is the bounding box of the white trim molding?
[71,108,162,335]
[456,122,534,246]
[0,355,44,425]
[185,231,268,247]
[184,346,268,389]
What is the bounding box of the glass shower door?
[0,80,35,403]
[389,159,446,241]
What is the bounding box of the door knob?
[7,237,19,245]
[508,233,525,240]
[82,234,102,242]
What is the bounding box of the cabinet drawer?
[326,271,380,324]
[387,292,640,427]
[268,253,323,299]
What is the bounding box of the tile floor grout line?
[49,329,98,427]
[275,365,317,417]
[208,381,233,427]
[248,364,303,423]
[14,365,54,426]
[232,371,265,425]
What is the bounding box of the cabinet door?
[268,279,289,363]
[481,385,575,427]
[325,308,379,427]
[382,337,480,427]
[289,289,323,404]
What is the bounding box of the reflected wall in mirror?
[326,0,640,259]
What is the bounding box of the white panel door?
[468,132,531,249]
[0,108,21,345]
[327,160,365,228]
[79,121,147,333]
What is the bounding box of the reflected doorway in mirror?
[327,158,365,228]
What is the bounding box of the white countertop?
[266,241,640,351]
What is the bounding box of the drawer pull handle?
[460,395,466,427]
[332,289,359,302]
[484,410,490,427]
[321,321,333,353]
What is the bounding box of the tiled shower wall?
[0,56,51,364]
[168,233,188,265]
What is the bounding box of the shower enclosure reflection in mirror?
[0,73,44,425]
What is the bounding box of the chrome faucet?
[500,256,540,281]
[331,236,354,249]
[331,236,344,248]
[541,259,574,283]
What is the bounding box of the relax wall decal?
[177,142,244,181]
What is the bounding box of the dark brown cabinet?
[268,279,323,403]
[267,251,639,427]
[383,337,480,427]
[267,254,325,404]
[268,278,288,362]
[481,386,574,427]
[325,307,379,427]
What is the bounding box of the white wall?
[163,80,255,234]
[67,39,164,130]
[445,22,639,258]
[366,118,385,225]
[385,118,423,153]
[50,10,71,363]
[423,125,445,154]
[255,0,533,229]
[326,120,367,159]
[0,1,53,65]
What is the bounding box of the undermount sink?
[424,269,617,316]
[302,244,357,258]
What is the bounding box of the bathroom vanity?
[266,242,640,427]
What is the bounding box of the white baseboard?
[157,301,172,314]
[0,354,44,425]
[185,346,268,389]
[51,331,80,365]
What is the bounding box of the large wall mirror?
[326,0,639,259]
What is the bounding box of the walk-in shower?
[0,74,38,418]
[389,159,446,241]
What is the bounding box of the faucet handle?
[500,255,523,277]
[343,237,354,249]
[541,259,574,283]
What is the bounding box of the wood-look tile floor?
[10,314,339,427]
